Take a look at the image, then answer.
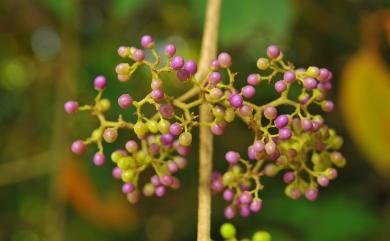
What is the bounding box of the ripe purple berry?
[283,171,296,184]
[253,140,265,153]
[218,52,232,68]
[209,72,222,84]
[247,73,261,86]
[224,206,236,219]
[250,200,263,212]
[133,49,145,62]
[274,80,287,93]
[223,189,234,201]
[140,35,154,49]
[164,44,176,57]
[170,56,184,70]
[229,94,243,108]
[93,152,105,166]
[177,69,190,81]
[122,183,135,194]
[169,122,183,136]
[211,124,225,136]
[112,167,122,179]
[321,100,334,112]
[118,94,133,109]
[278,128,292,140]
[64,101,78,114]
[263,106,277,120]
[305,187,318,201]
[225,151,240,164]
[94,75,107,90]
[151,89,164,100]
[317,175,330,187]
[241,85,256,98]
[239,191,253,204]
[159,104,174,119]
[274,115,289,129]
[210,59,220,70]
[267,45,281,59]
[303,77,317,90]
[184,60,197,75]
[284,71,296,83]
[71,140,86,155]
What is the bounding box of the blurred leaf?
[58,160,138,231]
[41,0,75,20]
[190,0,296,45]
[339,49,390,177]
[111,0,143,19]
[263,196,378,241]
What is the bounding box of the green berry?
[97,99,111,112]
[256,58,269,70]
[111,150,124,163]
[224,108,235,122]
[121,170,135,182]
[135,150,147,162]
[118,156,135,170]
[147,120,159,133]
[252,231,271,241]
[134,121,148,137]
[179,132,192,146]
[220,223,236,239]
[306,66,320,78]
[158,119,171,134]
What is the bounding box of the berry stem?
[197,0,221,241]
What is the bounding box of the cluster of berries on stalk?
[65,35,345,217]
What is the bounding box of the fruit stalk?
[197,0,221,241]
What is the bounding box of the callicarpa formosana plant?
[64,1,345,240]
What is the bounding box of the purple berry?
[283,171,296,184]
[321,100,334,112]
[155,186,166,197]
[160,175,173,186]
[284,71,296,83]
[241,85,256,98]
[239,191,252,204]
[93,152,105,166]
[170,56,184,70]
[317,175,330,187]
[301,118,312,131]
[140,35,154,49]
[125,140,138,153]
[265,142,277,156]
[239,105,253,116]
[247,73,261,86]
[274,115,289,129]
[223,189,234,201]
[169,122,183,136]
[253,140,265,153]
[164,44,176,57]
[267,45,281,59]
[224,206,236,219]
[112,167,122,179]
[210,59,220,70]
[94,75,107,90]
[209,72,222,84]
[278,128,292,140]
[303,77,317,90]
[274,80,287,93]
[160,134,174,146]
[229,94,243,108]
[133,49,145,62]
[151,175,160,186]
[248,146,256,160]
[117,46,130,58]
[184,60,197,75]
[118,94,133,109]
[122,183,135,194]
[250,200,263,212]
[225,151,240,164]
[240,205,251,217]
[305,187,318,201]
[290,188,302,200]
[177,69,190,81]
[175,157,188,169]
[318,68,331,82]
[167,161,178,173]
[211,124,225,136]
[64,101,78,114]
[71,140,86,155]
[211,179,224,193]
[151,89,164,100]
[159,104,174,119]
[218,52,232,68]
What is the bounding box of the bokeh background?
[0,0,389,241]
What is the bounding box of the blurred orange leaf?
[58,160,138,231]
[340,49,390,177]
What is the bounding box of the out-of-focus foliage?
[0,0,389,241]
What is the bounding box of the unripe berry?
[115,63,130,75]
[117,46,130,58]
[103,128,118,143]
[164,44,176,57]
[252,231,271,241]
[179,132,192,146]
[93,152,105,166]
[126,190,140,204]
[117,74,130,82]
[121,170,135,183]
[217,52,232,68]
[170,56,184,70]
[111,150,125,163]
[151,79,163,90]
[220,223,236,239]
[134,121,148,137]
[151,89,164,100]
[263,106,277,120]
[146,120,159,133]
[257,58,269,70]
[143,183,155,196]
[71,140,86,155]
[321,100,334,112]
[267,44,281,59]
[306,66,320,78]
[140,35,154,49]
[264,164,279,177]
[125,140,138,153]
[64,101,78,114]
[330,151,346,167]
[224,108,235,122]
[118,93,133,108]
[239,105,252,116]
[158,119,171,134]
[265,141,277,155]
[118,156,134,170]
[209,88,223,101]
[94,75,107,90]
[174,156,188,169]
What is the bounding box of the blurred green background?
[0,0,389,241]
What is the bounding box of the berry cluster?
[216,223,271,241]
[210,45,345,219]
[65,35,345,213]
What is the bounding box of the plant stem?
[197,0,221,241]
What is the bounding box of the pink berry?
[93,152,105,166]
[317,175,330,187]
[225,151,240,164]
[164,44,176,57]
[274,80,287,93]
[133,49,145,62]
[283,171,296,184]
[117,46,130,58]
[264,106,277,120]
[140,35,154,49]
[184,60,197,75]
[305,188,318,201]
[267,45,281,59]
[241,85,256,98]
[217,52,232,68]
[303,77,317,90]
[118,94,133,109]
[94,75,107,90]
[64,101,78,114]
[250,200,263,212]
[112,167,122,179]
[71,140,86,155]
[170,56,184,70]
[122,183,135,194]
[247,73,261,86]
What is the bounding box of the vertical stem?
[197,0,221,241]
